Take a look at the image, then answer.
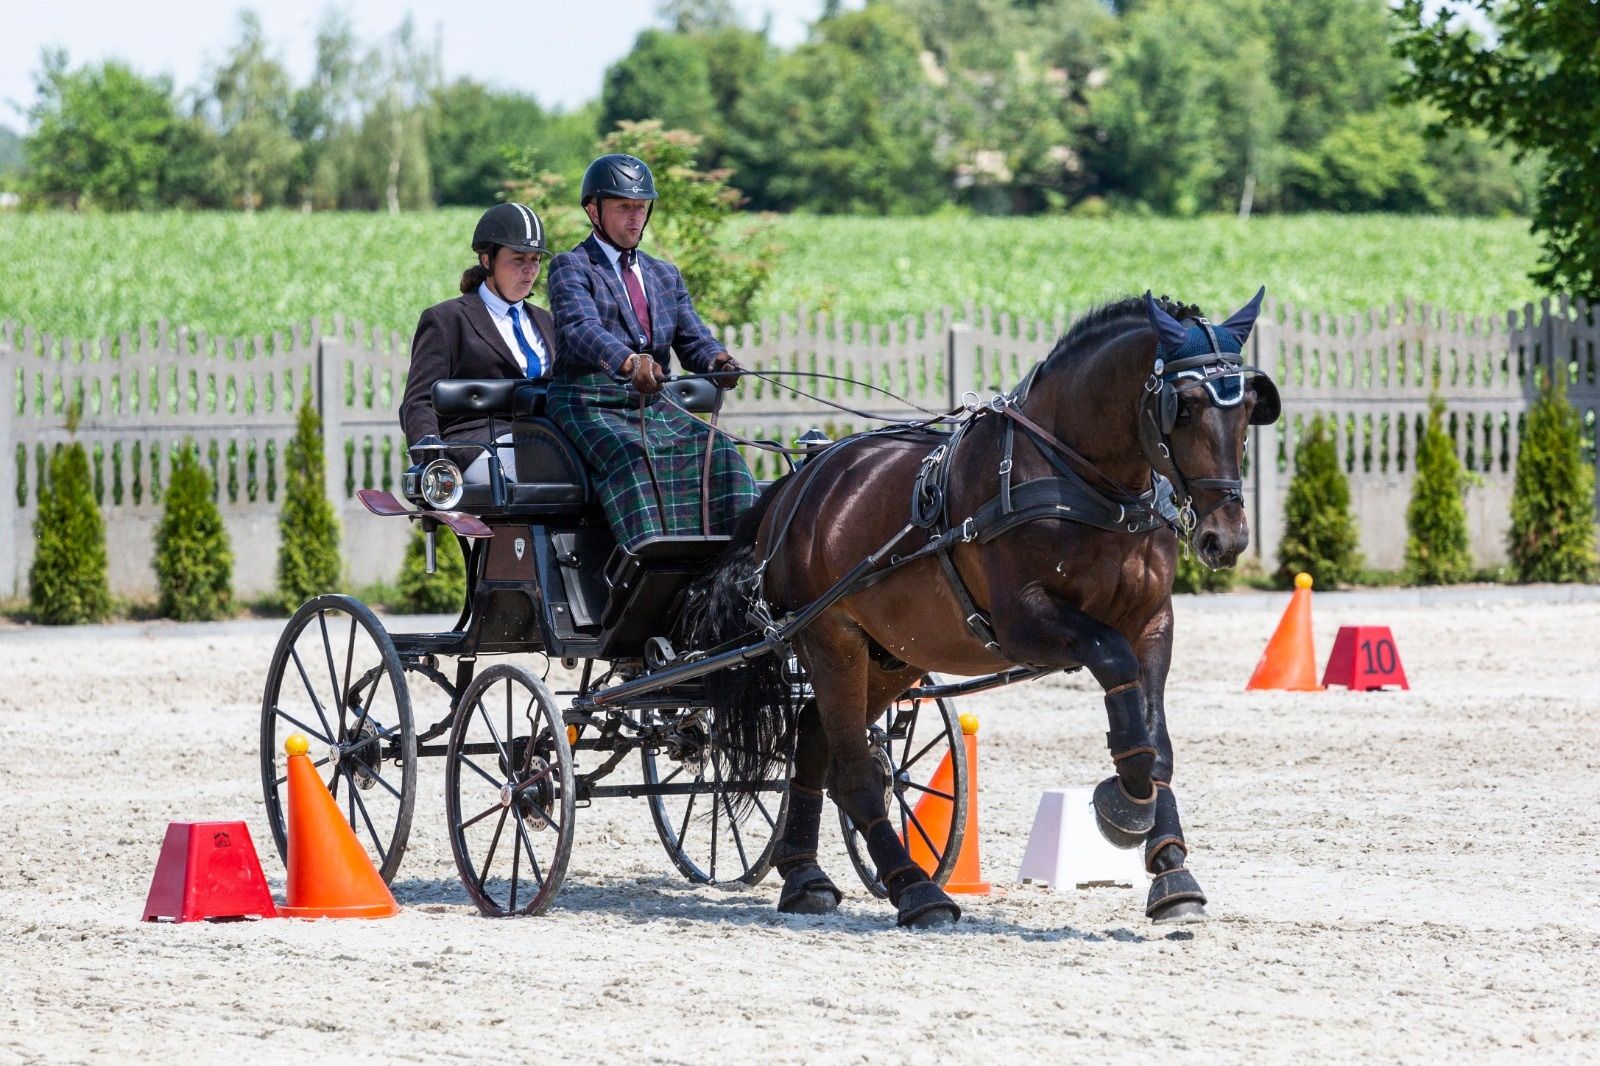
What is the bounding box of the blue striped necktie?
[507,304,543,378]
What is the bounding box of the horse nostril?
[1199,531,1222,560]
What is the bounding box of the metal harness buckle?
[960,516,977,542]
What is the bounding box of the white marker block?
[1017,787,1144,890]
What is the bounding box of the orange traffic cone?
[905,713,990,894]
[279,733,400,919]
[1246,572,1324,691]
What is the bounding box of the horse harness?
[745,318,1277,659]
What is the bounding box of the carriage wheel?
[260,595,417,884]
[838,682,967,897]
[444,665,575,916]
[641,708,790,886]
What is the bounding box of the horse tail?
[673,475,799,808]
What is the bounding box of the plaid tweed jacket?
[547,234,724,378]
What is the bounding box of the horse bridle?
[1135,318,1280,536]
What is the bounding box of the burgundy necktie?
[618,248,651,345]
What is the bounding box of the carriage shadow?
[389,875,1174,943]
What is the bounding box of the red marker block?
[1322,626,1409,691]
[142,821,279,922]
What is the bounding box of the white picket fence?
[4,297,1597,598]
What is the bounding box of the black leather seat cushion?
[433,379,547,419]
[455,416,591,514]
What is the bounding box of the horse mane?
[1042,294,1206,369]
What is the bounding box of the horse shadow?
[388,874,1183,944]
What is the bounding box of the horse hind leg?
[802,622,959,929]
[773,699,843,915]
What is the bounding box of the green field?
[0,210,1542,343]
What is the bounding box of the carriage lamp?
[419,458,464,511]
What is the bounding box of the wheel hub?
[516,756,553,832]
[344,717,382,790]
[867,727,895,813]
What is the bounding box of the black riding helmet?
[471,202,550,256]
[580,154,657,204]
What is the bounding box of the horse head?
[1137,288,1280,569]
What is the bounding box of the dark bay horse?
[676,291,1280,929]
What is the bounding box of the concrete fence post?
[947,321,976,409]
[316,334,344,514]
[0,341,18,598]
[1250,317,1282,567]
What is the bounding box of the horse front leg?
[994,598,1159,846]
[1137,609,1209,924]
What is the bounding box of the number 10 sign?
[1321,626,1409,691]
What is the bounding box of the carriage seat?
[431,377,723,516]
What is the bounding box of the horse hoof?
[1150,899,1208,925]
[1145,866,1207,921]
[1093,775,1155,847]
[777,864,842,915]
[902,904,960,931]
[895,881,961,930]
[779,889,840,915]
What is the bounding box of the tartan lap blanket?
[547,373,759,551]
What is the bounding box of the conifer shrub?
[1508,383,1598,582]
[276,396,341,609]
[154,440,233,620]
[1275,415,1361,587]
[397,524,467,614]
[29,435,111,624]
[1404,400,1474,584]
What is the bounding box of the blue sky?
[0,0,836,131]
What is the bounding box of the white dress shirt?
[477,281,548,377]
[591,236,648,299]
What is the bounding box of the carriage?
[257,375,973,916]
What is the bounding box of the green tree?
[1086,1,1223,215]
[397,525,467,613]
[1277,415,1361,588]
[600,30,717,137]
[288,8,360,210]
[1286,107,1440,213]
[210,12,299,211]
[1397,0,1600,295]
[351,16,437,213]
[29,405,110,623]
[1404,401,1473,584]
[722,5,942,213]
[22,50,219,209]
[1507,384,1598,583]
[154,441,234,620]
[427,80,552,206]
[276,397,341,609]
[0,125,22,174]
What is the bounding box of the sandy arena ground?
[1,589,1598,1064]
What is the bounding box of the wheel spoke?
[721,788,749,874]
[902,780,956,803]
[512,762,555,793]
[461,799,504,831]
[275,754,331,787]
[459,753,504,791]
[675,792,697,857]
[359,765,404,803]
[272,706,333,747]
[341,615,357,727]
[518,795,563,837]
[477,807,509,890]
[896,789,942,861]
[514,815,545,890]
[317,611,346,732]
[709,753,721,881]
[474,696,512,769]
[751,790,777,830]
[902,733,945,774]
[348,776,389,865]
[287,650,337,742]
[509,815,521,913]
[900,698,920,770]
[459,753,503,790]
